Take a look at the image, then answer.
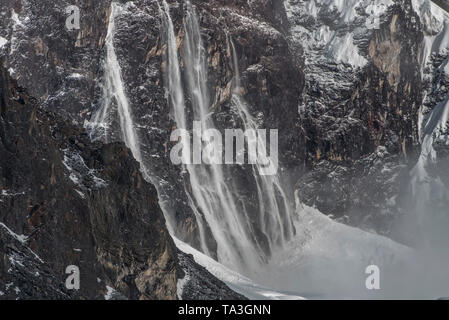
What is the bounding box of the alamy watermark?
[170,121,279,176]
[65,5,80,31]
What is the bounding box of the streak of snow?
[327,32,367,68]
[411,0,449,140]
[284,0,393,68]
[11,10,23,27]
[0,223,44,263]
[412,0,449,67]
[67,73,84,79]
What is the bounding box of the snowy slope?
[174,237,305,300]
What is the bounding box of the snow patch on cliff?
[224,9,281,38]
[175,194,417,299]
[67,73,84,80]
[9,10,27,55]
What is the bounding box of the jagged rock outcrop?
[0,223,72,299]
[177,252,247,300]
[2,0,449,299]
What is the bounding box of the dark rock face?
[164,0,427,240]
[0,63,178,299]
[0,0,111,123]
[2,0,304,264]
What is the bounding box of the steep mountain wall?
[1,0,449,297]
